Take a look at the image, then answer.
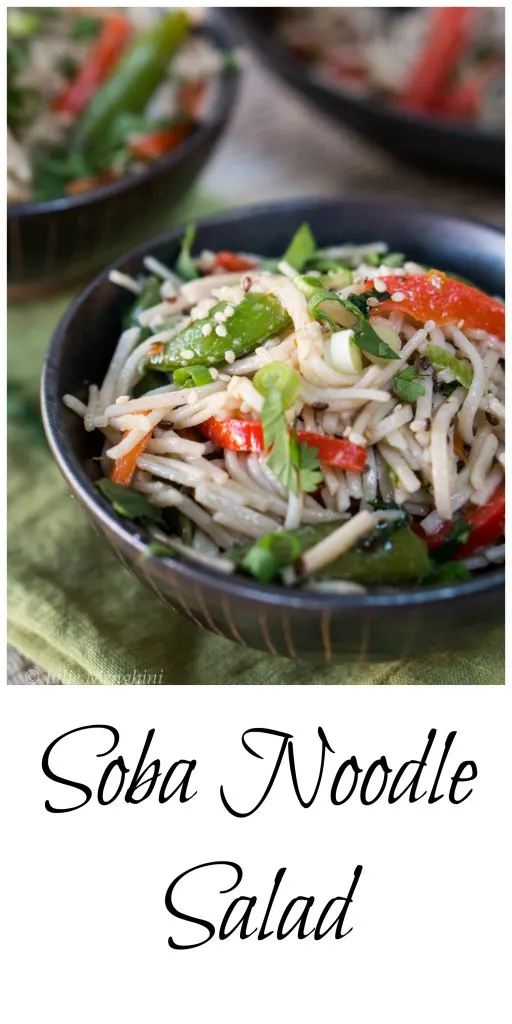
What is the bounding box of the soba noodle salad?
[7,7,231,203]
[64,223,505,594]
[278,7,505,129]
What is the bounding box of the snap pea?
[232,523,431,585]
[320,527,431,584]
[146,293,291,372]
[74,10,190,147]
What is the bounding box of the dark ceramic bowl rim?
[41,196,505,616]
[230,7,503,144]
[8,20,239,219]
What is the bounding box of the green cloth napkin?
[7,193,504,684]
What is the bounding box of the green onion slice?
[426,344,473,389]
[173,364,213,388]
[253,361,300,409]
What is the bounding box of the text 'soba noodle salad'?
[278,7,504,128]
[64,224,505,593]
[7,7,232,203]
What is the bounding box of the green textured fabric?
[7,193,504,685]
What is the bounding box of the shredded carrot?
[66,170,119,195]
[148,342,165,357]
[110,430,152,486]
[453,431,467,463]
[128,123,191,162]
[178,80,206,118]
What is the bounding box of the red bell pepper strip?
[212,251,258,273]
[200,418,368,472]
[368,273,505,342]
[422,482,505,557]
[128,122,191,162]
[52,15,132,118]
[429,61,502,120]
[397,7,475,113]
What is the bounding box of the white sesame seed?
[209,366,219,379]
[224,304,235,318]
[391,291,406,302]
[214,311,226,323]
[218,373,231,382]
[180,349,194,360]
[187,390,198,405]
[201,323,212,337]
[367,297,379,307]
[116,395,130,404]
[457,319,465,329]
[215,324,228,338]
[374,278,387,293]
[224,349,235,364]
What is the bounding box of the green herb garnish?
[71,14,102,41]
[97,479,164,524]
[393,366,426,403]
[439,380,459,398]
[282,222,317,272]
[261,391,323,496]
[430,520,473,564]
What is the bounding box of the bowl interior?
[42,197,505,612]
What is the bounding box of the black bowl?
[7,21,239,301]
[41,197,505,664]
[229,8,504,183]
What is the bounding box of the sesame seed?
[391,291,406,302]
[457,319,465,329]
[209,367,219,379]
[215,324,228,338]
[242,276,252,292]
[224,304,235,318]
[224,349,236,364]
[201,323,212,337]
[214,311,226,323]
[367,297,379,307]
[187,391,198,405]
[116,395,130,404]
[180,349,194,360]
[374,278,387,293]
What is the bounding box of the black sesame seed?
[424,417,432,431]
[486,412,499,426]
[312,402,329,411]
[419,356,430,371]
[242,276,252,292]
[456,459,465,472]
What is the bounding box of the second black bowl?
[8,20,239,300]
[230,8,504,183]
[41,197,505,664]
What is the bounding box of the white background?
[3,685,510,1023]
